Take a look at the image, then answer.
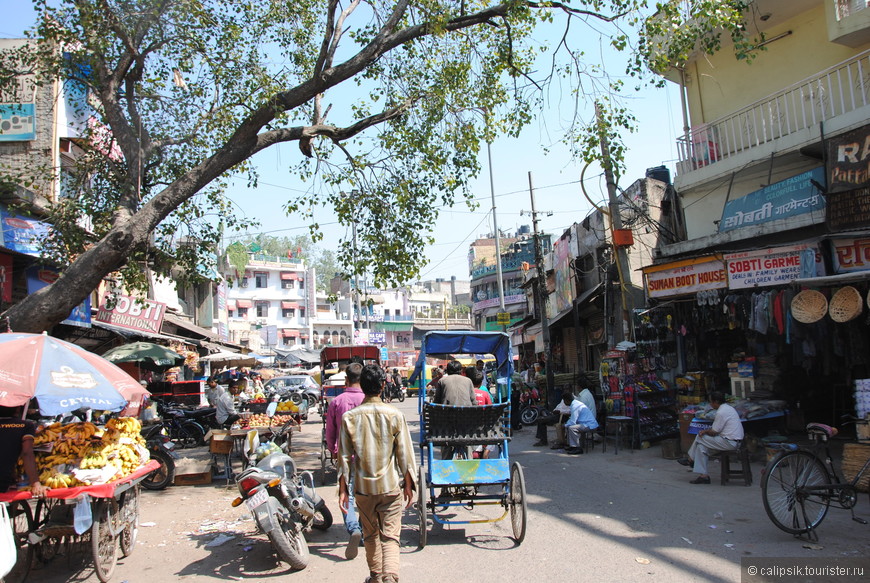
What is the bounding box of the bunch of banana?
[79,448,110,470]
[39,469,78,489]
[51,438,89,461]
[33,422,63,445]
[116,446,141,476]
[61,422,98,440]
[107,417,142,436]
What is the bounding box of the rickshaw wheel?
[5,500,34,583]
[319,427,329,485]
[34,498,63,563]
[119,487,140,557]
[509,462,527,544]
[416,465,428,549]
[91,501,118,582]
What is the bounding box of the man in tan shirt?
[338,364,416,583]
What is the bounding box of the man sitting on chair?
[677,391,744,484]
[564,392,599,455]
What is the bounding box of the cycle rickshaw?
[318,345,381,484]
[412,331,527,548]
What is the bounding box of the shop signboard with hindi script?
[830,237,870,274]
[724,244,822,290]
[643,256,727,299]
[718,167,825,233]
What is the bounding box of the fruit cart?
[0,459,159,583]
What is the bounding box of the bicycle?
[760,418,869,541]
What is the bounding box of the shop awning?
[226,300,236,310]
[281,329,300,338]
[794,271,870,286]
[281,301,299,309]
[576,282,604,306]
[161,313,219,341]
[235,299,253,308]
[280,272,295,280]
[548,305,574,328]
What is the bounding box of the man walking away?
[326,362,365,559]
[338,365,416,583]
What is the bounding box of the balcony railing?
[677,49,870,175]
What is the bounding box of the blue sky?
[2,3,681,283]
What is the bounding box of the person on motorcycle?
[325,362,365,560]
[337,365,416,583]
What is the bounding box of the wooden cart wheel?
[4,500,35,583]
[91,500,118,583]
[119,487,140,557]
[416,465,428,549]
[509,462,527,544]
[33,498,63,563]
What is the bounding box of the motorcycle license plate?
[245,488,269,511]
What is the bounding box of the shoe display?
[346,529,362,559]
[689,476,711,484]
[533,440,548,447]
[676,457,692,467]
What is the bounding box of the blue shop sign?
[26,266,92,328]
[0,205,52,256]
[719,167,826,233]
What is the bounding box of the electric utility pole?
[596,103,632,345]
[528,172,554,405]
[488,141,507,331]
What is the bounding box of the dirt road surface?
[25,399,870,582]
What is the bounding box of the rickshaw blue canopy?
[411,331,514,380]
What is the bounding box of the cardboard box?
[173,462,213,486]
[210,433,235,455]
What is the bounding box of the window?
[240,277,249,288]
[228,308,235,318]
[298,280,304,289]
[256,302,268,318]
[282,308,295,318]
[238,307,249,319]
[282,279,295,289]
[299,308,305,318]
[394,309,401,316]
[255,273,268,288]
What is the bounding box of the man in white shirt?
[533,390,574,448]
[678,391,744,484]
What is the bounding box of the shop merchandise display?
[855,379,870,420]
[681,398,787,421]
[29,418,149,489]
[238,413,298,429]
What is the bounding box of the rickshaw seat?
[422,402,510,446]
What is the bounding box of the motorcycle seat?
[186,408,216,418]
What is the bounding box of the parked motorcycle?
[154,400,207,448]
[140,424,178,490]
[230,431,332,570]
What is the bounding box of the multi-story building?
[642,0,870,425]
[469,226,550,331]
[223,253,354,354]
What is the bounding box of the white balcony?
[677,48,870,176]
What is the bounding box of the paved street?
[31,399,870,582]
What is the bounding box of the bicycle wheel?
[509,462,527,544]
[33,498,63,563]
[5,500,34,583]
[762,450,831,535]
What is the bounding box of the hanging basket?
[829,286,863,323]
[790,290,828,324]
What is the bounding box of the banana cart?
[0,460,159,583]
[413,331,526,548]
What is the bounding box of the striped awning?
[281,301,299,309]
[281,329,300,338]
[235,299,252,308]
